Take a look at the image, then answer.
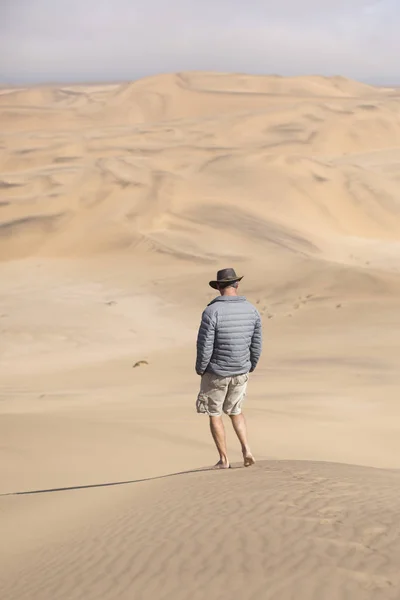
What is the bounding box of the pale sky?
[0,0,398,84]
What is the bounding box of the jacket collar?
[208,296,246,306]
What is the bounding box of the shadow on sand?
[0,465,243,498]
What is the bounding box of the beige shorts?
[196,372,249,417]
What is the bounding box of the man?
[196,268,262,469]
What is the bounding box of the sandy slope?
[1,72,400,599]
[2,462,400,600]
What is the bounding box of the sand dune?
[2,462,400,600]
[1,73,400,263]
[1,72,400,599]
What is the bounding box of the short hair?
[218,280,239,290]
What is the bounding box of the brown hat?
[209,268,243,290]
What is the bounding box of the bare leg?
[209,416,230,468]
[229,413,255,467]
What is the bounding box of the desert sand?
[1,72,400,599]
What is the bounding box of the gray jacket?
[196,296,262,377]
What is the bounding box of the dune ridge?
[2,461,400,600]
[1,72,400,264]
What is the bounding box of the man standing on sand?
[196,268,262,469]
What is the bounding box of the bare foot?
[243,452,255,467]
[214,460,230,469]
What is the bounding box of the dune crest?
[2,461,400,600]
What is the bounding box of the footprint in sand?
[292,294,315,311]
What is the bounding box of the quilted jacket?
[196,296,262,377]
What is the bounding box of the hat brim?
[209,276,243,290]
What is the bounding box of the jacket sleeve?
[250,312,262,372]
[195,308,216,375]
